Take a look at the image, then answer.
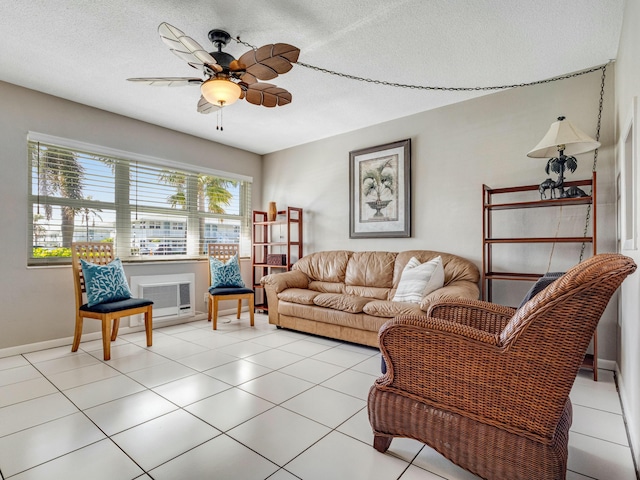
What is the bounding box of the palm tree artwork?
[361,157,397,220]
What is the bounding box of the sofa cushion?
[313,293,373,313]
[392,256,445,303]
[278,288,320,305]
[277,301,388,332]
[308,281,345,293]
[293,250,351,283]
[344,285,390,300]
[363,299,425,318]
[345,251,396,288]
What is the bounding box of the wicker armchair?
[368,253,636,480]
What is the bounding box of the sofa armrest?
[425,298,515,334]
[260,270,309,326]
[260,270,309,293]
[419,280,479,310]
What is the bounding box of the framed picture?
[349,139,411,238]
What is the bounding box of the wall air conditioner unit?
[129,273,195,327]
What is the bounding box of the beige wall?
[264,67,617,354]
[0,81,262,351]
[615,0,640,466]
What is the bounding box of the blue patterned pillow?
[210,254,245,288]
[81,258,133,307]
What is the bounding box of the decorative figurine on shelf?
[527,116,600,200]
[560,186,589,198]
[538,177,562,200]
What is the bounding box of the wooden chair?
[368,253,636,480]
[208,243,254,330]
[71,242,153,360]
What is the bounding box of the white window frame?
[27,132,253,265]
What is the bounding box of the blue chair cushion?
[80,297,153,314]
[208,286,254,296]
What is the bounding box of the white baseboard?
[598,358,616,371]
[0,311,216,359]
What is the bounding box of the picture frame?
[349,139,411,238]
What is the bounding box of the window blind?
[27,137,252,265]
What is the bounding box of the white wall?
[615,0,640,466]
[0,81,262,351]
[263,71,617,354]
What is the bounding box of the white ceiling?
[0,1,624,155]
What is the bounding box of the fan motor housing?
[211,51,236,70]
[208,29,231,47]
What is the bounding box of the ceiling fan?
[127,22,300,116]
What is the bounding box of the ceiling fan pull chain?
[216,108,224,131]
[235,36,257,50]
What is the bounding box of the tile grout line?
[13,352,153,478]
[3,317,631,479]
[2,317,376,478]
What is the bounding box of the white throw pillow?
[392,256,445,304]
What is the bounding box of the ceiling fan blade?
[197,96,221,114]
[238,43,300,81]
[229,59,245,72]
[158,22,222,73]
[127,77,203,87]
[239,72,258,84]
[243,83,292,107]
[228,59,247,75]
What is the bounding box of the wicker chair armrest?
[426,298,515,334]
[260,270,309,293]
[381,315,500,349]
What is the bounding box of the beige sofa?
[260,250,480,347]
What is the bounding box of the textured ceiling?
[0,0,624,155]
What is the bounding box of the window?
[28,134,252,265]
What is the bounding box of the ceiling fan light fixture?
[201,78,241,107]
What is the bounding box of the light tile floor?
[0,313,636,480]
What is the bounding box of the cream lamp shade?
[201,78,242,107]
[527,116,601,158]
